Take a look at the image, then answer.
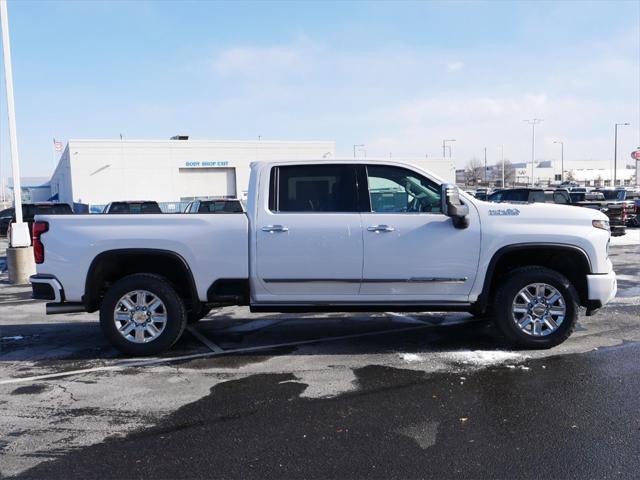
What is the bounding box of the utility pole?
[442,139,455,158]
[613,123,630,186]
[554,141,564,183]
[524,119,543,187]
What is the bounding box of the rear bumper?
[30,274,64,302]
[30,274,86,314]
[585,270,617,315]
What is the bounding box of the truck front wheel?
[493,266,579,349]
[100,273,187,356]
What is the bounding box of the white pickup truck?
[30,160,617,355]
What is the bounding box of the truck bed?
[35,213,249,303]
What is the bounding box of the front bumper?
[585,270,617,315]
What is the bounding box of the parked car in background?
[184,199,244,213]
[102,201,162,214]
[569,191,605,203]
[473,188,492,201]
[487,188,569,204]
[1,203,73,237]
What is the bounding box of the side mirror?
[441,184,470,229]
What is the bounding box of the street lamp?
[442,139,456,158]
[353,144,365,159]
[524,119,543,187]
[613,123,630,186]
[553,141,564,183]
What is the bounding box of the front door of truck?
[360,164,481,302]
[253,164,363,303]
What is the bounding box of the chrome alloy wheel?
[512,283,566,337]
[113,290,167,343]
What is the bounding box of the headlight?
[592,219,610,231]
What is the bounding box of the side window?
[269,165,358,212]
[530,191,545,203]
[366,165,442,213]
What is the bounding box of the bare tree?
[464,158,484,185]
[566,170,576,182]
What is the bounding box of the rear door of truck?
[253,163,363,301]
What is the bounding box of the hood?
[474,200,608,225]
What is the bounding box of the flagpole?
[1,0,29,247]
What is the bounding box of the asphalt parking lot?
[1,233,639,479]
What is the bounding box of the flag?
[53,138,63,152]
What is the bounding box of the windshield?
[109,202,162,214]
[34,204,72,215]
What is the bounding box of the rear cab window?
[268,164,359,213]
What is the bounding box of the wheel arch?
[475,243,592,313]
[84,249,199,313]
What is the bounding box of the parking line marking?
[385,312,429,325]
[0,324,432,386]
[186,326,224,353]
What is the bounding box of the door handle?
[262,225,289,233]
[367,224,395,233]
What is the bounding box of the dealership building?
[45,137,335,210]
[33,137,455,212]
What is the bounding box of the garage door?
[177,168,237,199]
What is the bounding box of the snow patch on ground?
[444,350,523,366]
[399,353,425,362]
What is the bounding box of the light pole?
[523,119,543,187]
[553,141,564,183]
[1,0,29,247]
[613,123,630,186]
[498,144,504,187]
[484,147,487,184]
[353,144,365,159]
[442,139,456,158]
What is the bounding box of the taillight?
[32,221,49,264]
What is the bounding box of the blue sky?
[1,0,639,177]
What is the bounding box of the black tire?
[493,266,579,349]
[187,305,213,324]
[100,273,187,356]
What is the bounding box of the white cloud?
[446,61,464,72]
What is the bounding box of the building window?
[554,174,562,181]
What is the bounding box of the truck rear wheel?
[493,266,579,349]
[100,273,187,356]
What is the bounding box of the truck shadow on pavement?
[0,314,504,367]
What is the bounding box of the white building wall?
[54,139,335,205]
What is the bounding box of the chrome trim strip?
[264,278,361,284]
[263,277,467,284]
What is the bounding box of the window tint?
[530,191,545,203]
[366,165,441,213]
[198,200,243,213]
[270,165,358,212]
[34,204,72,215]
[488,190,529,202]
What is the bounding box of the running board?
[250,303,472,313]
